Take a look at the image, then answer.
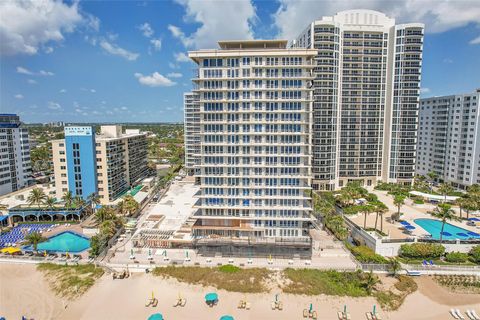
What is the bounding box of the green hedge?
[470,245,480,264]
[413,199,424,204]
[348,245,388,264]
[399,243,445,259]
[445,251,469,263]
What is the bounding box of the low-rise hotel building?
[52,125,148,204]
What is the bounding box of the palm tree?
[27,188,47,207]
[123,195,139,216]
[24,232,46,252]
[438,183,454,203]
[431,203,460,243]
[393,195,405,222]
[362,271,380,295]
[100,220,116,237]
[95,207,116,224]
[43,196,56,210]
[62,191,73,208]
[73,195,86,209]
[87,192,100,214]
[388,258,402,277]
[373,201,388,233]
[361,204,375,229]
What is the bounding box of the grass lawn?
[152,265,271,293]
[282,269,370,297]
[37,263,104,298]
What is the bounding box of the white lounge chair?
[451,309,460,319]
[470,310,480,320]
[466,310,476,320]
[456,309,466,320]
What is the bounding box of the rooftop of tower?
[217,40,288,50]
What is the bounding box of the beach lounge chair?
[456,309,466,320]
[366,312,374,320]
[180,298,186,307]
[422,260,428,267]
[451,309,460,319]
[238,300,245,309]
[278,301,283,310]
[346,312,351,320]
[145,299,153,307]
[312,311,318,320]
[466,310,476,320]
[151,298,158,307]
[471,310,480,320]
[245,302,250,310]
[338,311,345,320]
[374,313,383,320]
[429,260,435,267]
[271,302,276,310]
[304,309,309,318]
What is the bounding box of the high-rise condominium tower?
[293,10,424,191]
[0,114,32,196]
[417,89,480,189]
[184,92,200,176]
[188,40,316,254]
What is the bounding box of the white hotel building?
[417,89,480,189]
[184,92,200,177]
[293,10,424,191]
[188,40,317,253]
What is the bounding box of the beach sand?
[1,264,479,320]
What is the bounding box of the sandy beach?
[1,264,479,320]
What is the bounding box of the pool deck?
[349,190,480,240]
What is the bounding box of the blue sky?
[1,0,479,123]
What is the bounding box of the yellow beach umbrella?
[1,247,21,254]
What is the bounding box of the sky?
[1,0,480,123]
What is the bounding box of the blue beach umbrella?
[400,221,411,226]
[147,313,164,320]
[441,231,452,237]
[205,292,218,302]
[220,316,234,320]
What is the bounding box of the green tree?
[87,192,101,215]
[388,258,402,277]
[362,271,380,294]
[73,195,86,209]
[431,203,460,243]
[27,188,47,207]
[62,191,73,208]
[95,207,116,224]
[438,183,454,203]
[393,195,405,222]
[123,195,139,216]
[361,204,375,229]
[24,232,46,252]
[43,196,56,210]
[372,201,388,233]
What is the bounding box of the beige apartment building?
[52,125,148,204]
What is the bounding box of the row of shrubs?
[347,244,388,264]
[399,243,480,264]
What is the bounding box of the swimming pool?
[24,231,90,253]
[414,218,480,240]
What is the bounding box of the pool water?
[414,218,479,240]
[26,231,90,253]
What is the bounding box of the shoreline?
[1,264,479,320]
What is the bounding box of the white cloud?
[169,62,179,69]
[17,66,54,76]
[27,79,37,84]
[47,101,62,110]
[420,88,431,94]
[14,94,23,99]
[470,36,480,45]
[167,72,183,78]
[170,0,256,49]
[100,40,139,61]
[150,38,162,51]
[59,89,66,93]
[16,66,34,75]
[274,1,480,42]
[44,46,54,54]
[134,72,176,87]
[174,52,190,62]
[0,0,84,55]
[39,70,54,76]
[443,58,453,64]
[139,22,154,37]
[91,89,96,93]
